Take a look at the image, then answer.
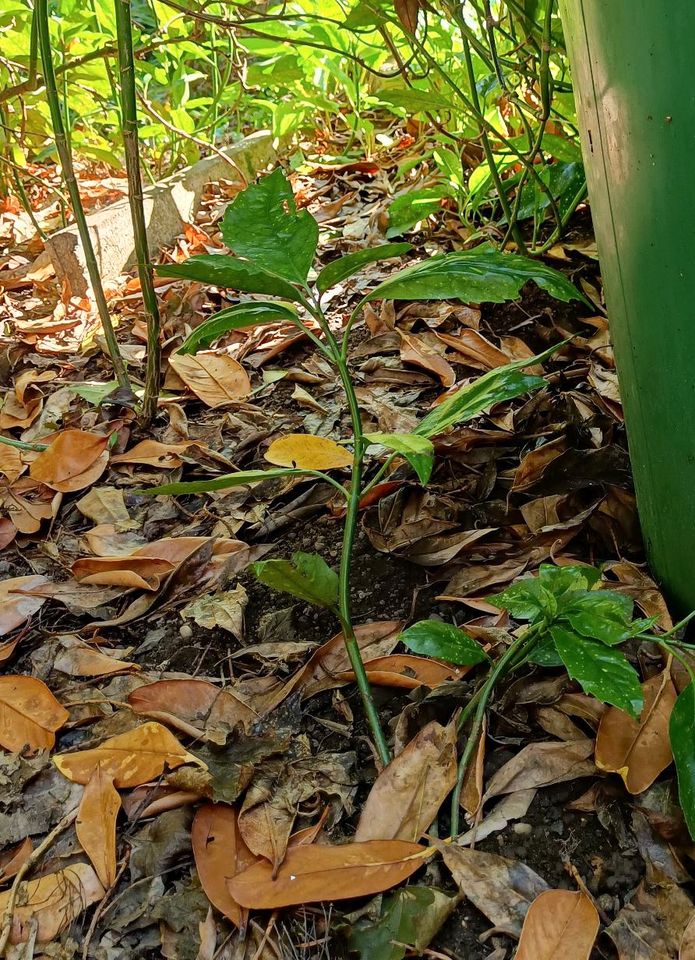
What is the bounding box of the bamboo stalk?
[34,0,131,392]
[113,0,162,422]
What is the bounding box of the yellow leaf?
[76,763,121,887]
[516,890,600,960]
[53,721,205,788]
[0,863,104,944]
[0,675,69,752]
[169,354,250,407]
[265,434,352,470]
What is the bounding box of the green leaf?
[379,88,453,116]
[490,577,558,622]
[400,621,489,666]
[670,683,695,840]
[527,635,564,667]
[414,341,566,438]
[155,255,303,302]
[316,243,411,294]
[363,245,586,306]
[537,563,602,595]
[385,187,451,238]
[348,887,458,960]
[139,468,314,496]
[364,432,434,484]
[551,625,644,717]
[559,590,634,645]
[252,551,339,610]
[69,380,121,405]
[178,301,299,354]
[221,168,318,285]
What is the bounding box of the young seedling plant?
[150,168,590,771]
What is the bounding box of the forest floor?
[0,130,689,960]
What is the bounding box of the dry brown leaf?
[297,620,403,698]
[53,720,205,788]
[110,438,203,468]
[169,353,251,406]
[0,370,56,430]
[0,675,69,752]
[76,487,132,525]
[394,0,419,33]
[435,329,509,370]
[265,434,352,470]
[595,669,676,794]
[76,763,121,888]
[607,881,694,960]
[54,637,138,677]
[516,890,600,960]
[440,844,549,934]
[355,720,457,842]
[0,444,25,484]
[0,862,104,944]
[358,654,467,689]
[460,718,486,816]
[228,839,429,908]
[0,575,48,636]
[29,429,109,492]
[192,803,255,929]
[399,332,456,386]
[0,837,32,883]
[483,739,596,803]
[681,913,695,959]
[128,679,256,736]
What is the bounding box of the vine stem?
[450,623,542,834]
[308,298,391,767]
[35,0,131,393]
[114,0,161,422]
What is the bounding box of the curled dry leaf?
[265,433,352,470]
[355,720,457,842]
[607,881,694,960]
[0,575,48,636]
[460,718,486,816]
[110,438,203,468]
[0,862,104,944]
[53,721,205,788]
[192,803,255,930]
[483,739,597,803]
[0,837,32,882]
[345,654,467,689]
[0,675,69,752]
[296,620,404,698]
[228,839,429,909]
[29,429,109,492]
[516,890,600,960]
[76,763,121,888]
[169,353,251,407]
[440,844,549,934]
[596,669,676,794]
[681,912,695,960]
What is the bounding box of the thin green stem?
[450,623,542,834]
[114,0,161,422]
[0,435,48,453]
[35,0,131,393]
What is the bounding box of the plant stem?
[0,435,48,453]
[35,0,131,393]
[450,624,541,834]
[113,0,161,422]
[310,299,391,766]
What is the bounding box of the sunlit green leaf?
[386,187,451,238]
[364,432,434,484]
[155,255,302,301]
[316,243,411,294]
[364,246,586,306]
[551,625,643,717]
[670,683,695,840]
[178,301,299,354]
[400,620,488,665]
[221,168,318,285]
[252,551,339,609]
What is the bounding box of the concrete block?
[45,131,276,297]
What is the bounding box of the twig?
[0,808,79,957]
[82,851,130,960]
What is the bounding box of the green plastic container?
[559,0,695,612]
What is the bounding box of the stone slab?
[45,131,276,297]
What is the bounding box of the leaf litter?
[0,129,690,960]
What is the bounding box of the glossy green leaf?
[156,255,302,302]
[221,168,318,285]
[139,468,315,496]
[363,246,585,306]
[550,625,643,717]
[178,301,300,354]
[386,187,451,239]
[400,621,488,666]
[491,578,558,622]
[413,342,564,438]
[537,563,602,595]
[670,683,695,840]
[316,243,411,294]
[559,590,634,645]
[252,551,339,610]
[364,432,434,484]
[527,635,564,667]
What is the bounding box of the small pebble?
[513,822,533,836]
[179,623,193,640]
